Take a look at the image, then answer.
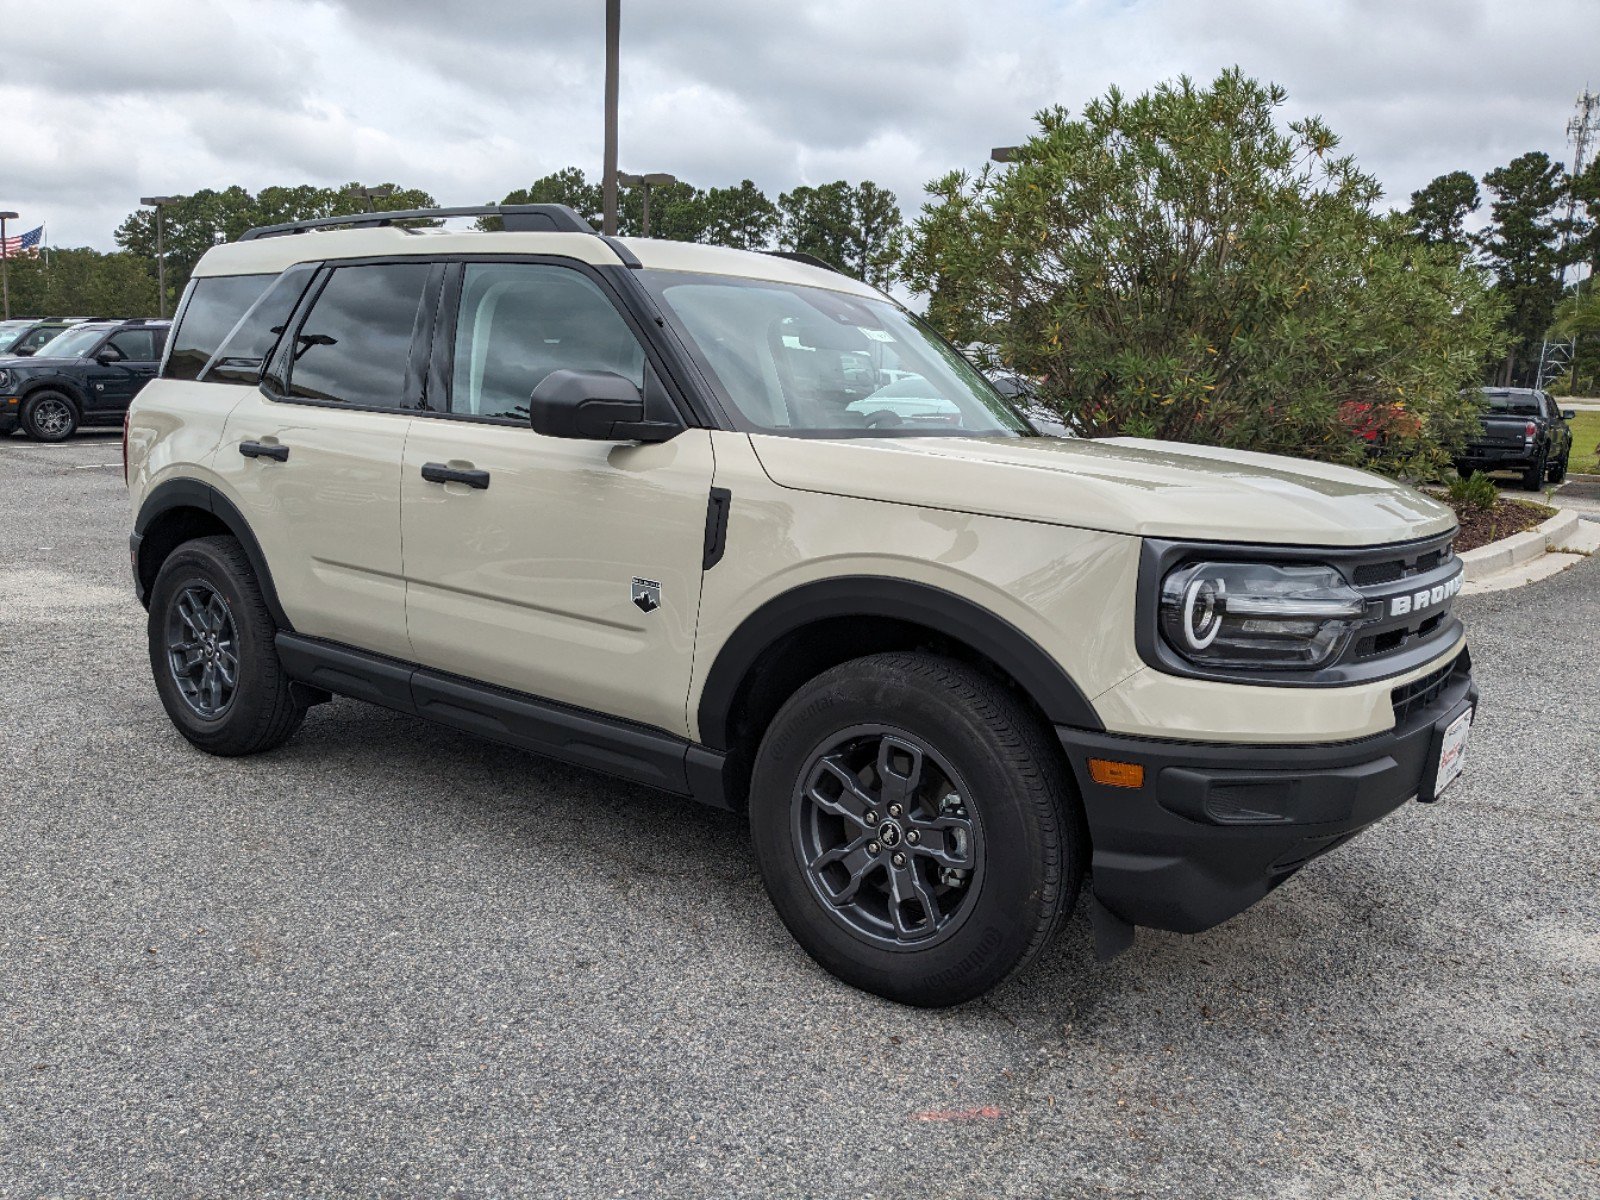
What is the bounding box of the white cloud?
[0,0,1593,251]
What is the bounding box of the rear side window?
[206,264,316,385]
[165,275,273,381]
[285,263,433,409]
[107,329,159,360]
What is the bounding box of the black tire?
[1521,449,1547,491]
[749,652,1083,1007]
[147,535,306,756]
[1548,450,1568,484]
[20,391,78,442]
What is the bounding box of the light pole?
[345,184,395,213]
[990,146,1020,164]
[618,172,677,237]
[602,0,620,235]
[0,211,16,320]
[140,196,179,318]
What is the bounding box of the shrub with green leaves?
[1447,471,1499,512]
[901,70,1508,476]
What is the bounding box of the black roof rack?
[238,203,596,241]
[764,249,843,274]
[118,317,171,326]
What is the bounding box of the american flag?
[1,225,43,256]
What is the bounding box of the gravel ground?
[2,432,1597,1199]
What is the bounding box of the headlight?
[1159,561,1369,669]
[0,369,11,389]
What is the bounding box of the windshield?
[639,270,1030,438]
[0,322,33,353]
[32,326,106,359]
[1482,391,1541,417]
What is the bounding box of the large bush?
[902,70,1507,475]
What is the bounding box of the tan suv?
[126,204,1478,1006]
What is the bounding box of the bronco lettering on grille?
[1389,570,1463,617]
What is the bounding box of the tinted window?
[24,326,62,351]
[449,263,644,420]
[166,275,273,381]
[206,265,316,384]
[107,329,159,361]
[287,263,432,409]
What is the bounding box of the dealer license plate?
[1433,708,1473,799]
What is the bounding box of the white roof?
[192,227,883,300]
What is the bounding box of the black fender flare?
[696,575,1103,750]
[133,479,293,630]
[20,376,89,413]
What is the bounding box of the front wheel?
[21,391,78,442]
[749,652,1083,1007]
[147,535,306,756]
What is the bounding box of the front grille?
[1352,542,1452,587]
[1390,651,1468,726]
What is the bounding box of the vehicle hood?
[748,434,1458,547]
[0,355,74,370]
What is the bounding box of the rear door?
[400,259,714,735]
[213,260,441,661]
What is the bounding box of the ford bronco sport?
[125,204,1477,1006]
[1,318,169,440]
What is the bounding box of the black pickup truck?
[1454,387,1575,490]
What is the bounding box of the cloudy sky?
[2,0,1596,251]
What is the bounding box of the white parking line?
[73,463,122,470]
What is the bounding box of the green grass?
[1568,409,1600,474]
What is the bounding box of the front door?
[86,327,164,416]
[401,261,713,736]
[212,260,438,661]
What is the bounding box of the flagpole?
[0,212,13,321]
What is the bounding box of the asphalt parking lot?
[2,433,1597,1199]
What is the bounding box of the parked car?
[0,318,169,441]
[1454,387,1574,490]
[125,205,1476,1006]
[0,316,104,358]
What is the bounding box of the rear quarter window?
[163,274,274,382]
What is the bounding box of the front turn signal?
[1088,759,1145,789]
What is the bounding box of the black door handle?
[421,462,490,490]
[239,440,289,462]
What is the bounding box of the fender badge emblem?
[631,577,662,614]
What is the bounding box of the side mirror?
[15,347,35,357]
[1562,409,1576,420]
[528,369,680,443]
[95,348,124,364]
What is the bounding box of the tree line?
[7,69,1591,476]
[1406,153,1600,390]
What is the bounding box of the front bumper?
[1057,652,1477,934]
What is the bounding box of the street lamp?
[0,211,16,320]
[602,0,621,235]
[345,184,395,213]
[618,171,677,237]
[140,196,180,319]
[990,146,1020,164]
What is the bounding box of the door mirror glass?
[529,369,678,442]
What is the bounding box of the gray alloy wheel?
[22,392,77,442]
[164,582,240,719]
[791,724,984,950]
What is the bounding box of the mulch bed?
[1426,492,1556,552]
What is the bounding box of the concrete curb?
[1460,509,1584,586]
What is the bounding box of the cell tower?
[1566,89,1598,291]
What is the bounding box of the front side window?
[32,326,108,360]
[448,263,645,420]
[286,263,433,409]
[165,274,274,381]
[638,270,1029,438]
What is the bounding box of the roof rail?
[764,249,843,274]
[238,203,596,241]
[119,316,171,325]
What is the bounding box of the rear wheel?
[148,535,306,756]
[749,652,1082,1007]
[1548,449,1568,484]
[21,391,78,442]
[1521,449,1547,491]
